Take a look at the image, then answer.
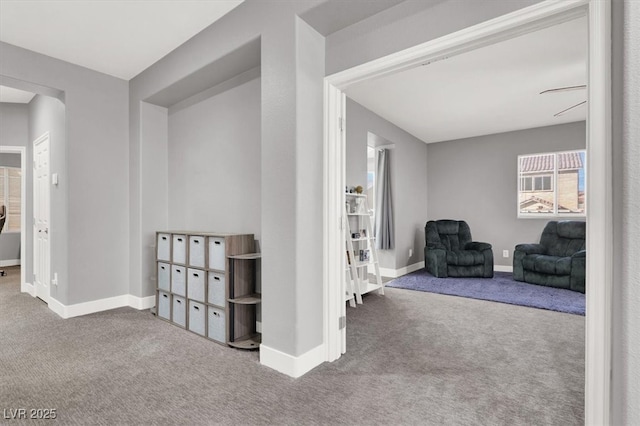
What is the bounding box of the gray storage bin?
[172,295,186,327]
[188,301,206,336]
[187,268,205,302]
[207,306,226,343]
[207,271,225,307]
[157,262,170,291]
[157,233,171,261]
[158,291,170,320]
[208,237,226,271]
[189,236,205,268]
[172,234,187,264]
[171,265,186,296]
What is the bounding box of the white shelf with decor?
[344,192,384,305]
[154,231,257,349]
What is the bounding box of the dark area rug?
[387,270,585,315]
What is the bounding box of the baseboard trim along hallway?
[35,293,156,319]
[260,343,325,378]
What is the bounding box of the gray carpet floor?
[1,266,584,425]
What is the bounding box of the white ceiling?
[0,0,244,80]
[0,85,36,103]
[345,16,587,144]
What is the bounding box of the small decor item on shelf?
[355,198,366,213]
[359,249,370,262]
[355,185,364,194]
[351,232,361,239]
[360,229,367,237]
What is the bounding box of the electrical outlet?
[503,250,509,258]
[409,248,413,257]
[52,272,58,286]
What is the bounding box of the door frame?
[0,145,27,292]
[33,132,51,304]
[323,0,611,423]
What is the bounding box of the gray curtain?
[375,149,394,249]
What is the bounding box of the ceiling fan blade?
[554,100,587,117]
[540,85,587,95]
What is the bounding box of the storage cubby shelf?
[228,293,261,304]
[227,252,261,350]
[154,231,256,349]
[228,333,261,350]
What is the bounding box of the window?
[0,167,22,232]
[367,146,376,216]
[518,150,586,217]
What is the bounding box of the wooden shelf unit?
[227,252,261,350]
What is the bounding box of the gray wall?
[0,104,28,262]
[427,122,586,267]
[137,102,169,300]
[129,1,329,358]
[0,103,28,147]
[1,42,130,306]
[346,98,428,271]
[0,102,28,262]
[0,153,21,168]
[167,77,261,237]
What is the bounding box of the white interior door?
[33,133,50,304]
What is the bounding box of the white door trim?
[323,0,611,423]
[0,145,27,292]
[323,82,347,362]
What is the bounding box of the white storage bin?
[172,234,187,264]
[188,301,206,336]
[189,236,205,268]
[208,237,226,271]
[187,268,205,302]
[157,233,171,261]
[157,262,170,291]
[207,272,226,307]
[207,306,226,343]
[157,291,170,320]
[172,295,186,328]
[171,265,186,296]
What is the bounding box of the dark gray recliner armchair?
[424,220,494,278]
[513,221,586,293]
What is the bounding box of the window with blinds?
[0,167,22,232]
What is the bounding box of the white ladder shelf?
[345,193,384,306]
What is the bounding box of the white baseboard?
[47,296,67,318]
[21,281,35,296]
[51,294,131,319]
[0,259,20,267]
[379,261,425,278]
[128,294,156,310]
[42,293,156,319]
[379,262,512,276]
[260,343,325,378]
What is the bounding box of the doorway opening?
[323,0,611,423]
[0,146,26,291]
